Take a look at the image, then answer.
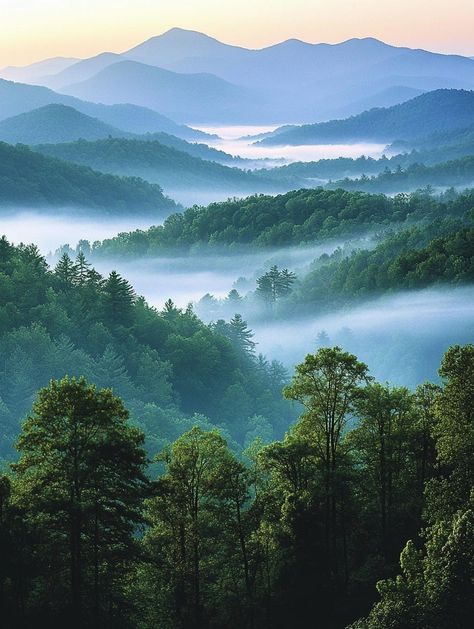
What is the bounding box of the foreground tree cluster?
[0,238,293,461]
[1,344,472,628]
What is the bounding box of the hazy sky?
[1,0,474,66]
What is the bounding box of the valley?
[0,15,473,629]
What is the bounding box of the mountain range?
[2,28,474,123]
[257,89,474,145]
[0,78,209,140]
[59,60,261,123]
[34,137,282,205]
[0,104,128,145]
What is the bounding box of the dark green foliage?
[1,343,473,628]
[256,265,297,304]
[92,187,474,257]
[331,155,474,194]
[0,141,177,213]
[294,224,474,308]
[10,377,148,627]
[352,345,474,629]
[228,314,257,354]
[0,240,292,461]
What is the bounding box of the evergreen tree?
[75,251,91,286]
[227,289,243,304]
[55,252,79,288]
[229,314,256,355]
[102,271,135,326]
[12,377,148,627]
[256,265,296,305]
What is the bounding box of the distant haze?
[193,126,387,163]
[2,0,474,66]
[0,212,160,254]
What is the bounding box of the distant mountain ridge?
[4,28,474,123]
[0,78,210,140]
[258,89,474,145]
[0,104,128,145]
[34,137,285,205]
[0,57,79,84]
[59,60,262,123]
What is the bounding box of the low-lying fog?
[88,243,473,388]
[1,207,472,387]
[192,125,387,165]
[91,239,353,306]
[252,286,474,386]
[0,211,161,254]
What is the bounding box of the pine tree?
[227,289,243,303]
[0,235,14,268]
[55,252,79,288]
[92,345,135,398]
[75,251,91,286]
[256,266,296,305]
[229,314,256,355]
[102,271,135,326]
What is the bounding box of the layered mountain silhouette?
[258,89,474,145]
[0,104,128,145]
[0,57,79,84]
[5,28,473,123]
[58,60,262,123]
[0,141,178,214]
[34,138,283,205]
[0,79,209,140]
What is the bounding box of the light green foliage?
[138,427,254,629]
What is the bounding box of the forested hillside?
[0,238,292,462]
[1,343,472,629]
[259,136,474,184]
[0,104,128,145]
[293,223,474,309]
[331,155,474,194]
[2,12,474,629]
[91,187,473,256]
[0,142,178,213]
[260,89,474,145]
[34,138,277,193]
[137,131,243,164]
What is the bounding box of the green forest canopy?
[0,142,178,214]
[90,187,474,256]
[0,238,293,462]
[0,344,472,629]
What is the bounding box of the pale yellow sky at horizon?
[1,0,473,67]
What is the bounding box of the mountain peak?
[339,36,393,48]
[161,27,215,39]
[125,27,227,56]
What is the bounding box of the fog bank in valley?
[191,125,387,166]
[91,239,354,307]
[252,287,474,386]
[0,211,162,254]
[89,240,474,388]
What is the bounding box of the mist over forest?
[0,19,473,629]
